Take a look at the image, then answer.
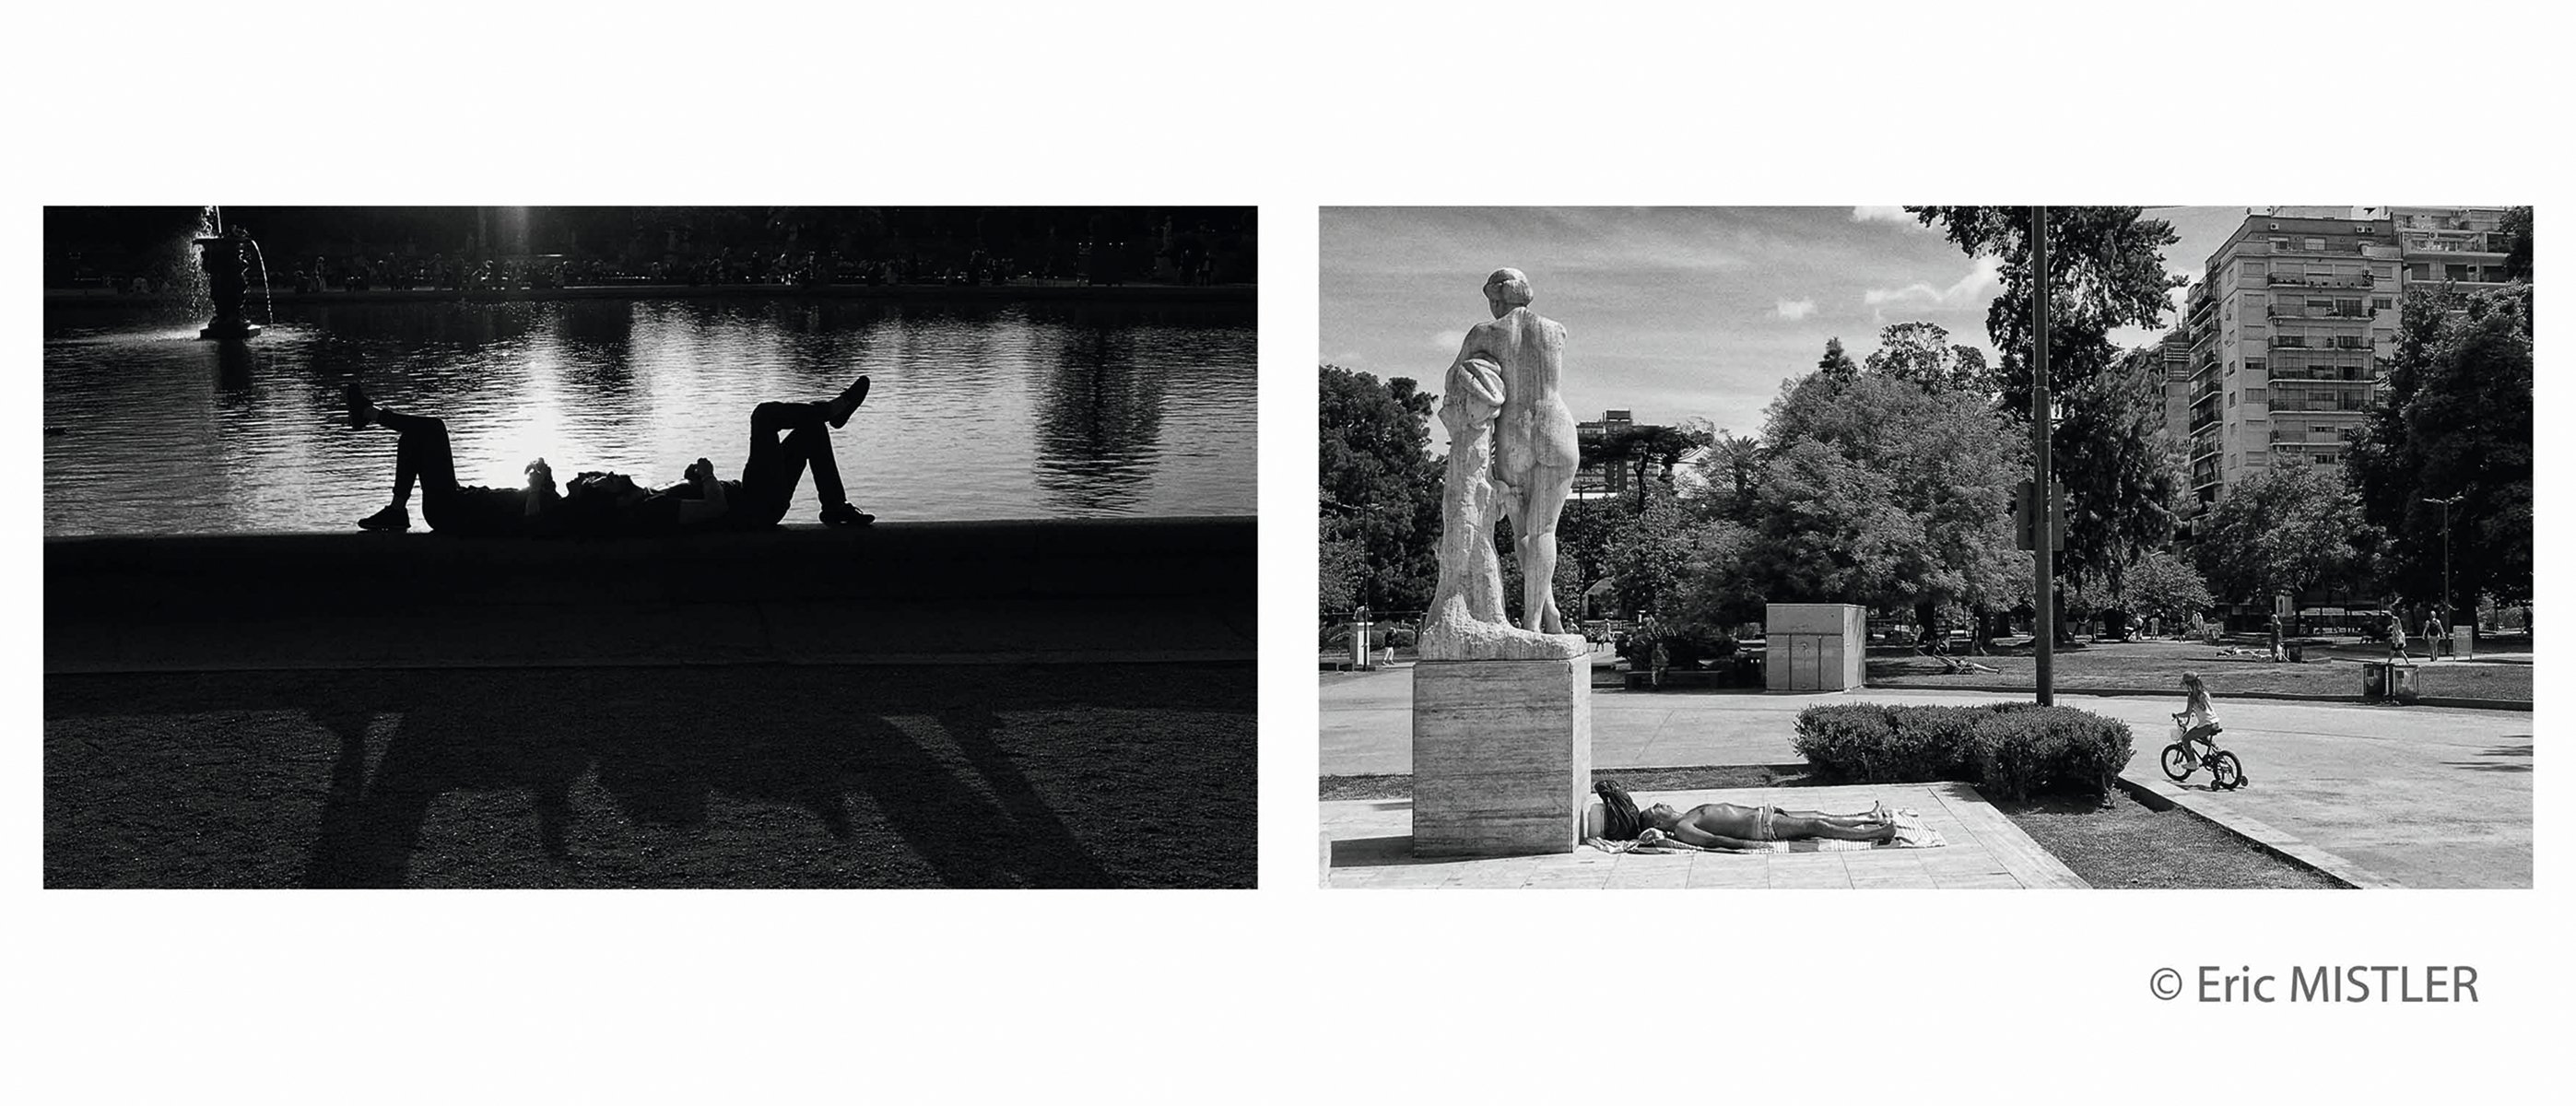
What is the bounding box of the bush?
[1793,702,2133,801]
[1970,708,2134,801]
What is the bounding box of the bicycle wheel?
[2211,751,2243,791]
[2160,743,2196,782]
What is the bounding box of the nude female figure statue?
[1452,267,1579,635]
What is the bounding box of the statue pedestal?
[1411,657,1591,856]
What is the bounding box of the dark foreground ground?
[48,663,1253,888]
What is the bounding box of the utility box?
[1763,603,1866,692]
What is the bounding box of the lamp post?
[2423,493,2464,656]
[2031,206,2054,706]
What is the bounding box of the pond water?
[42,296,1257,535]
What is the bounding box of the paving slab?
[1322,672,2533,889]
[1322,782,2085,889]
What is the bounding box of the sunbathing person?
[1594,780,1895,850]
[701,374,877,529]
[344,383,562,536]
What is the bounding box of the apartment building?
[2178,207,2404,506]
[1572,408,1637,498]
[2172,205,2515,507]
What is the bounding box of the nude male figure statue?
[1451,267,1579,634]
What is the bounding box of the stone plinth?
[1411,656,1591,856]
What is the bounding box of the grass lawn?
[1868,637,2531,701]
[1323,765,2346,888]
[1994,792,2347,889]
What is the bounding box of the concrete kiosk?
[1763,603,1866,692]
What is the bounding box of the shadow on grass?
[47,665,1253,888]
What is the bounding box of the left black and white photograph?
[42,206,1258,888]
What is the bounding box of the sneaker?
[818,502,875,527]
[345,382,373,429]
[827,375,872,429]
[358,503,409,531]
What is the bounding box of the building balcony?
[2265,273,2375,289]
[2265,305,2372,321]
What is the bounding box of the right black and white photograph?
[1319,206,2533,890]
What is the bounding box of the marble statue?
[1416,268,1586,661]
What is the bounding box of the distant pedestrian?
[1650,638,1669,689]
[2388,610,2416,666]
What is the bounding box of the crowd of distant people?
[85,239,1229,299]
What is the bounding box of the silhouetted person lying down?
[564,375,877,535]
[345,383,563,536]
[1594,780,1895,850]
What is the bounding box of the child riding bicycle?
[2173,672,2221,763]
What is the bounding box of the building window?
[2314,453,2336,465]
[2246,359,2265,375]
[2409,263,2430,281]
[2311,425,2334,434]
[2244,387,2266,404]
[2447,264,2473,281]
[2304,238,2326,252]
[2228,392,2237,407]
[2373,297,2394,310]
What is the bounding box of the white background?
[6,2,2567,1102]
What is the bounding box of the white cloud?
[1851,206,1922,227]
[1429,329,1465,351]
[1774,298,1817,321]
[1863,255,2002,310]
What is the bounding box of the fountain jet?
[194,218,263,340]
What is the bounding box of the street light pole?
[2032,206,2053,706]
[2424,493,2463,653]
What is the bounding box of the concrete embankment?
[45,517,1255,672]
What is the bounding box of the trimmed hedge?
[1792,702,2134,801]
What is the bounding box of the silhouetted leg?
[372,408,462,508]
[734,401,829,526]
[782,424,847,506]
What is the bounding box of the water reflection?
[43,297,1254,535]
[1037,324,1162,514]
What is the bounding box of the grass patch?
[1321,763,1821,802]
[1870,639,2530,701]
[1994,791,2348,889]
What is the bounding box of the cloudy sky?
[1319,206,2253,443]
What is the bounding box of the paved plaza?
[1323,781,2086,889]
[1320,664,2533,888]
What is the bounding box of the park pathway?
[1319,667,2531,888]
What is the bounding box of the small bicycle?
[2161,716,2246,790]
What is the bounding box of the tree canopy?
[1737,371,2024,619]
[1863,321,1994,395]
[1319,365,1441,613]
[2343,283,2534,615]
[1909,206,2191,592]
[2192,464,2379,609]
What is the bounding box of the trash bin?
[2286,643,2303,663]
[2363,661,2388,700]
[2390,664,2419,703]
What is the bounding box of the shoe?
[818,502,874,527]
[827,375,871,429]
[345,382,373,429]
[359,503,409,531]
